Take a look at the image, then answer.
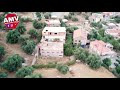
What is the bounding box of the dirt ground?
[0,32,34,65]
[34,63,116,78]
[17,12,34,19]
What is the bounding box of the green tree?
[71,17,78,21]
[2,54,23,72]
[16,24,26,34]
[22,40,36,54]
[86,54,101,69]
[36,12,42,20]
[44,12,51,19]
[64,44,73,56]
[0,72,8,78]
[56,64,69,74]
[6,30,20,44]
[16,66,34,78]
[28,29,39,39]
[103,58,111,67]
[24,73,42,78]
[109,39,120,51]
[0,46,5,61]
[33,20,46,29]
[115,66,120,74]
[98,29,105,37]
[113,16,120,23]
[69,12,75,15]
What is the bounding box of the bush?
[65,60,76,66]
[64,15,69,19]
[0,72,8,78]
[71,17,78,21]
[28,29,39,39]
[24,73,42,78]
[113,16,120,23]
[2,54,23,72]
[103,58,111,67]
[64,43,73,56]
[16,24,26,34]
[32,64,46,69]
[36,34,42,44]
[66,26,78,33]
[45,62,57,68]
[21,40,36,54]
[36,12,42,20]
[69,12,75,15]
[116,59,120,64]
[115,66,120,74]
[0,46,5,61]
[16,66,34,78]
[33,20,46,29]
[18,35,29,45]
[6,30,20,44]
[68,14,72,19]
[85,16,89,20]
[44,13,51,19]
[32,62,57,69]
[56,64,69,74]
[20,18,32,22]
[91,22,102,29]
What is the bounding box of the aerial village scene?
[0,12,120,78]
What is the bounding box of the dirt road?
[34,63,116,78]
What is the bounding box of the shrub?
[21,40,36,54]
[115,66,120,74]
[60,21,67,27]
[85,15,89,20]
[112,16,120,23]
[18,35,29,45]
[103,58,111,67]
[116,59,120,64]
[32,64,46,69]
[20,18,32,22]
[56,64,69,74]
[68,14,72,19]
[71,17,78,21]
[66,26,78,33]
[69,12,75,15]
[28,29,39,39]
[66,60,76,66]
[64,15,69,19]
[36,34,42,44]
[0,46,5,61]
[64,43,73,56]
[32,62,57,69]
[6,30,20,44]
[2,54,23,72]
[36,12,42,20]
[44,13,51,19]
[45,62,57,68]
[24,73,42,78]
[16,66,34,78]
[0,72,8,78]
[16,24,26,34]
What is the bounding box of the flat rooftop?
[43,27,66,32]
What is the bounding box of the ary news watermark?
[4,13,19,29]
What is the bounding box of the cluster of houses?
[34,12,120,68]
